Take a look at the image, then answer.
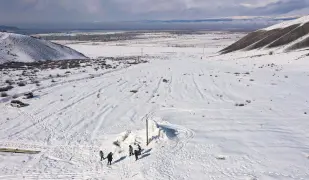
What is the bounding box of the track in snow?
[1,53,309,180]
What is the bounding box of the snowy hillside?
[1,31,309,180]
[221,15,309,53]
[0,32,88,64]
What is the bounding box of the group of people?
[99,144,142,166]
[129,144,142,161]
[100,151,113,165]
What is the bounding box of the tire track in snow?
[0,65,130,104]
[6,75,125,142]
[147,77,163,103]
[192,74,206,100]
[90,105,114,140]
[63,80,130,139]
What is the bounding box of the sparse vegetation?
[0,85,14,92]
[1,92,8,97]
[24,92,34,99]
[163,79,168,83]
[235,103,245,107]
[5,79,14,85]
[10,100,29,108]
[12,94,19,99]
[18,82,26,87]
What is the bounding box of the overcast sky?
[0,0,308,24]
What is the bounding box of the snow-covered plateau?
[0,27,309,180]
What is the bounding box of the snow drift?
[220,15,309,54]
[0,32,88,64]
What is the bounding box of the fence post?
[146,118,149,146]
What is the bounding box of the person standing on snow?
[107,152,113,165]
[99,150,104,161]
[134,150,139,161]
[137,144,142,154]
[129,145,133,156]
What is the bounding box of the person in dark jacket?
[107,152,113,165]
[134,150,139,161]
[137,144,142,154]
[99,150,104,161]
[129,145,133,156]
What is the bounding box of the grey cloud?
[245,0,309,15]
[0,0,308,24]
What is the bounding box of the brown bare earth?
[268,22,309,48]
[247,24,299,50]
[287,36,309,51]
[220,22,309,54]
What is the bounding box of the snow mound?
[0,32,88,64]
[221,15,309,54]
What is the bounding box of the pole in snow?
[203,44,205,56]
[146,118,149,146]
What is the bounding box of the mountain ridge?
[220,15,309,54]
[0,32,88,64]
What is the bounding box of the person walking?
[107,152,113,165]
[99,150,104,161]
[134,150,139,161]
[129,145,133,156]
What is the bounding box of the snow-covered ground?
[0,31,309,180]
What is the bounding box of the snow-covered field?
[1,31,309,180]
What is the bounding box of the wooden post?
[203,44,205,56]
[146,118,149,146]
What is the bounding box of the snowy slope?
[0,32,88,64]
[221,15,309,53]
[0,32,309,180]
[263,15,309,30]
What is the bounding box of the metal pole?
[146,118,149,146]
